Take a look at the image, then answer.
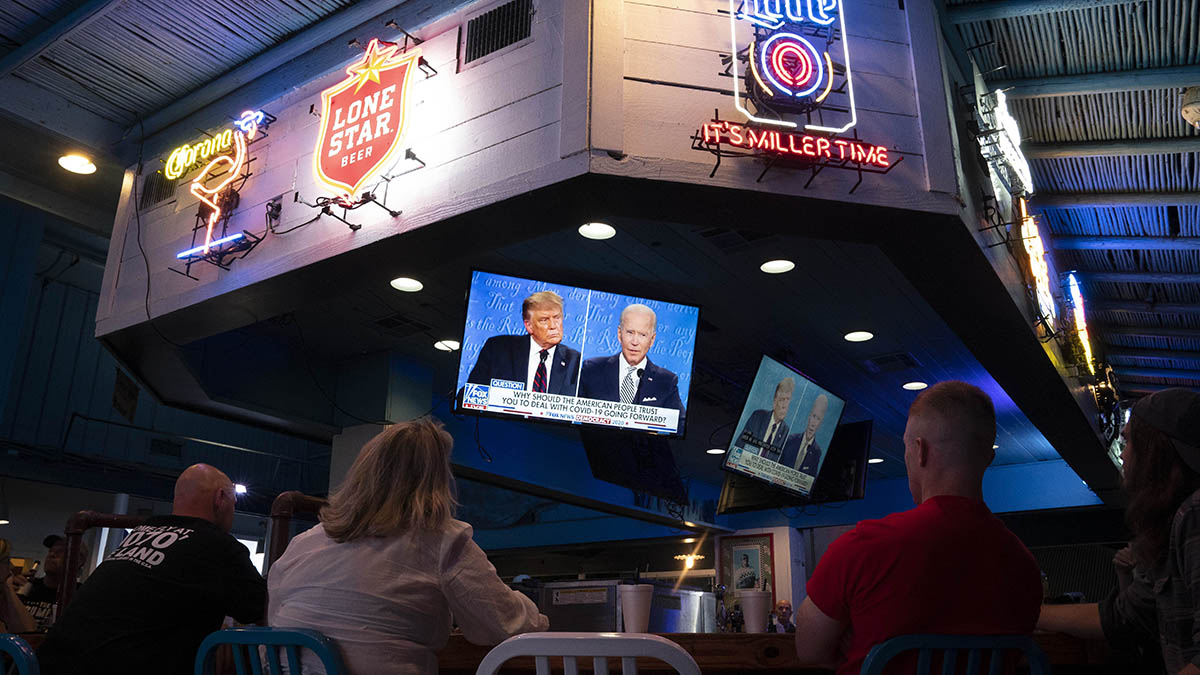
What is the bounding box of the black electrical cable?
[133,119,187,349]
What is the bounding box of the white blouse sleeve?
[441,524,549,644]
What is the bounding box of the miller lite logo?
[314,39,420,199]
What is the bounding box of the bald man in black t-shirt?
[38,464,266,675]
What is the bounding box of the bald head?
[173,464,236,532]
[903,381,996,503]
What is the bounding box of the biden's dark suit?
[577,354,684,414]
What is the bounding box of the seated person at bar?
[578,304,684,413]
[0,539,34,633]
[18,535,87,631]
[467,290,582,395]
[1039,388,1200,674]
[794,381,1042,674]
[268,418,548,675]
[37,464,266,675]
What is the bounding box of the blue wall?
[0,197,329,508]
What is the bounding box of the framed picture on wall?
[717,532,775,606]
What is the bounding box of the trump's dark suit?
[466,335,581,396]
[577,355,684,413]
[780,433,823,476]
[739,409,790,460]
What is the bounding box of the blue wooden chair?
[194,627,345,675]
[0,634,38,675]
[861,634,1051,675]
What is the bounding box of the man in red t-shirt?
[794,381,1042,674]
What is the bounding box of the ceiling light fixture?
[760,259,795,274]
[682,537,696,544]
[234,484,248,495]
[868,458,884,464]
[902,381,928,391]
[578,222,616,240]
[58,154,97,175]
[673,553,705,569]
[434,340,461,352]
[389,277,423,292]
[843,331,874,343]
[993,445,999,450]
[706,448,726,455]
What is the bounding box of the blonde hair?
[522,291,564,320]
[321,417,457,542]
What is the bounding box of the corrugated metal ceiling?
[0,0,357,126]
[952,0,1200,396]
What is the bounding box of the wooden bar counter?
[437,631,1114,673]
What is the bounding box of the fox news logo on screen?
[463,383,490,409]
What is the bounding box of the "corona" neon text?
[701,121,890,167]
[165,129,234,180]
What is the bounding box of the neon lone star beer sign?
[313,38,420,203]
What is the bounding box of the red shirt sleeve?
[805,529,861,623]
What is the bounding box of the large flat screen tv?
[455,271,699,437]
[721,355,846,496]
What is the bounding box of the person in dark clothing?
[37,464,266,675]
[18,535,87,631]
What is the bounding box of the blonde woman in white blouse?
[268,418,548,674]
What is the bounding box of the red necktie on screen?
[533,350,549,393]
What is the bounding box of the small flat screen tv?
[717,420,873,514]
[721,355,846,496]
[455,270,699,437]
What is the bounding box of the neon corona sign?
[313,38,420,201]
[731,0,857,134]
[1018,198,1056,323]
[1067,273,1096,374]
[701,120,888,167]
[163,111,266,180]
[176,110,261,259]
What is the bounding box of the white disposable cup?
[618,584,654,633]
[737,590,773,633]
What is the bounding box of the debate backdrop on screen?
[456,271,698,410]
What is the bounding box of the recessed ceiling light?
[993,445,999,450]
[389,276,423,292]
[578,222,616,240]
[58,154,96,175]
[760,259,795,274]
[902,381,928,391]
[234,483,248,495]
[682,537,696,544]
[868,457,884,464]
[434,340,461,351]
[844,331,874,343]
[706,447,726,455]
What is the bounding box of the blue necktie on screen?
[533,350,548,393]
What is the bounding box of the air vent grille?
[463,0,533,65]
[861,352,921,375]
[140,172,177,209]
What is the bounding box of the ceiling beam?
[1052,236,1200,251]
[1108,348,1200,362]
[136,0,469,142]
[992,64,1200,99]
[1119,384,1190,395]
[1091,300,1200,314]
[0,168,114,234]
[1024,137,1200,159]
[1079,271,1200,284]
[1112,366,1200,381]
[0,77,124,149]
[1035,192,1200,209]
[947,0,1127,23]
[0,0,126,80]
[1101,326,1200,340]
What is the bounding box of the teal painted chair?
[0,634,39,675]
[861,634,1051,675]
[194,627,345,675]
